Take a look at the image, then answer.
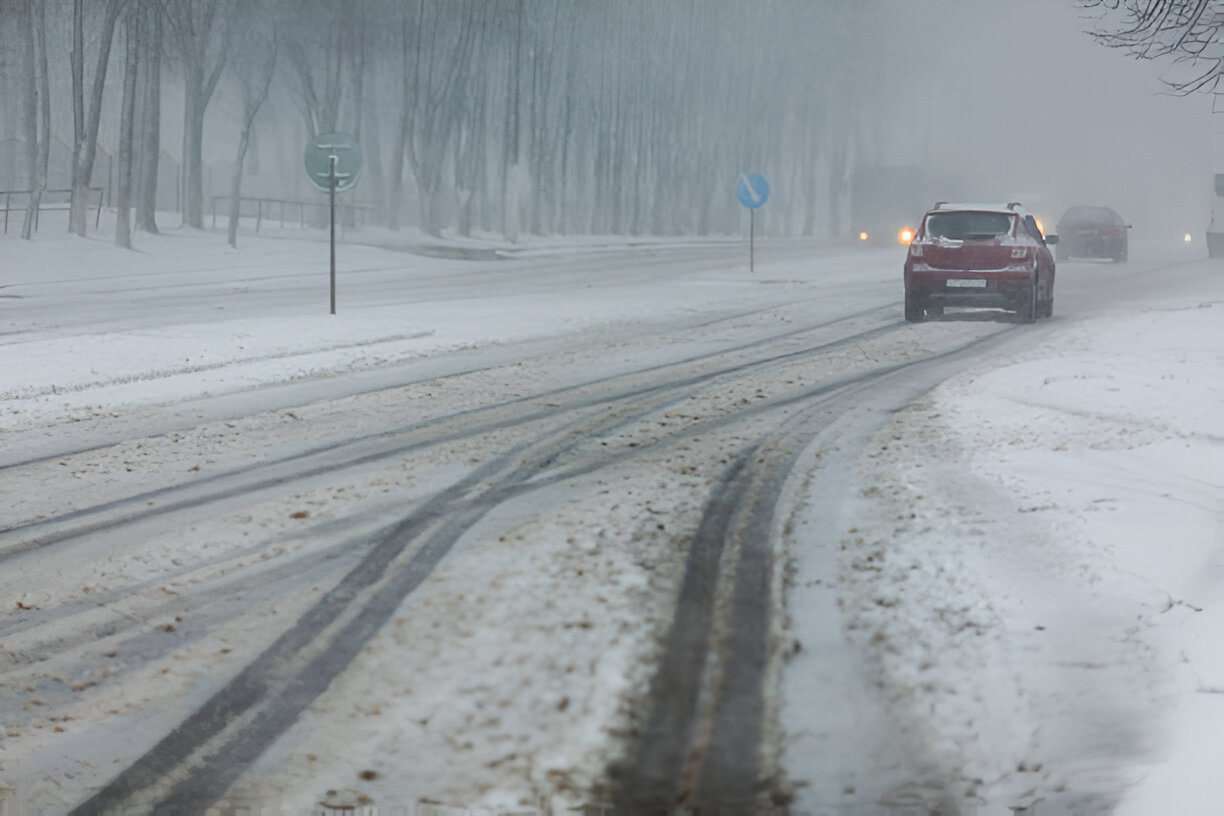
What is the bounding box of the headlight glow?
[898,228,914,245]
[859,231,869,242]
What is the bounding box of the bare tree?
[281,0,349,136]
[166,0,232,228]
[115,2,141,247]
[225,2,278,248]
[20,0,51,240]
[69,0,125,237]
[386,3,413,231]
[19,0,35,224]
[3,0,935,244]
[1081,0,1224,93]
[395,0,481,237]
[136,0,164,233]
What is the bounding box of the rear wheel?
[904,291,924,322]
[1018,278,1037,323]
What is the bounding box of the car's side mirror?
[1044,234,1059,245]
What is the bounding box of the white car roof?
[927,203,1029,216]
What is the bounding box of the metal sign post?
[736,173,770,273]
[328,154,337,314]
[304,133,362,314]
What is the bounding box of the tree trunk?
[387,10,411,231]
[454,10,490,239]
[411,147,446,237]
[183,79,206,228]
[363,92,386,226]
[70,0,122,237]
[388,114,407,230]
[137,2,162,234]
[115,9,139,248]
[227,128,250,248]
[228,50,276,248]
[501,0,523,241]
[69,0,86,234]
[20,0,38,239]
[27,0,51,239]
[172,0,229,230]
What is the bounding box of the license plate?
[946,279,987,288]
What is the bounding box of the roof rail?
[1006,201,1021,210]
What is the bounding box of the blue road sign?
[736,173,770,209]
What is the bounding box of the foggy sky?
[0,0,1213,240]
[869,0,1213,238]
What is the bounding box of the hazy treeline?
[0,0,908,245]
[1,1,1213,247]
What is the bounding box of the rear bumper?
[905,265,1032,307]
[928,290,1021,307]
[1063,236,1125,258]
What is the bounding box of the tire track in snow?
[611,333,1035,812]
[4,309,1022,813]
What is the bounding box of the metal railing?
[1,187,104,234]
[210,196,376,232]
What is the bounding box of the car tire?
[904,291,924,322]
[1018,278,1037,323]
[1039,272,1054,318]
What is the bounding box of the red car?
[903,202,1059,322]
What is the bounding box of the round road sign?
[304,132,362,192]
[736,173,770,209]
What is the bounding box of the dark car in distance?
[1055,205,1130,262]
[903,202,1058,323]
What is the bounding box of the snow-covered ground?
[2,223,1222,814]
[784,260,1224,814]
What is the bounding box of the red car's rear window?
[924,211,1014,240]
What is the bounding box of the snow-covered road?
[1,228,1221,815]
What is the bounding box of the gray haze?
[0,0,1212,242]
